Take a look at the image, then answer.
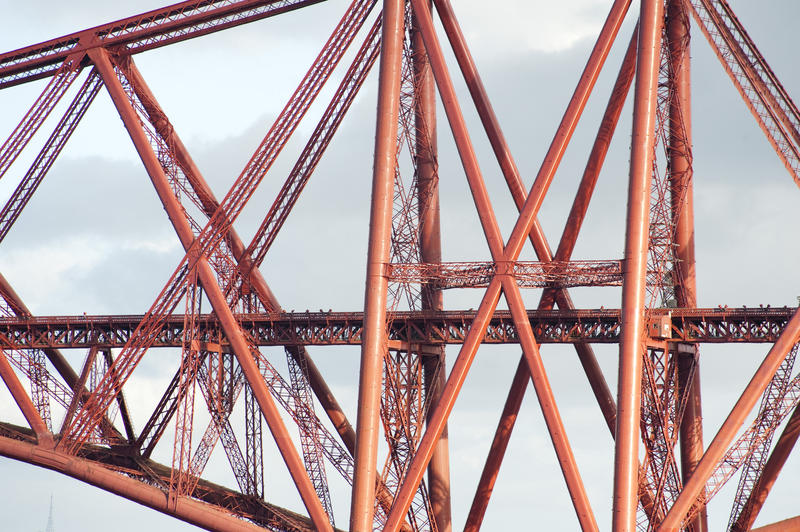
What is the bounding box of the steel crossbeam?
[386,260,624,289]
[0,307,795,349]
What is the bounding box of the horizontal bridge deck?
[0,307,793,349]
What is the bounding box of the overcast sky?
[1,0,800,530]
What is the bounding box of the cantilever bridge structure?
[0,0,799,531]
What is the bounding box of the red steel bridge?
[0,0,799,531]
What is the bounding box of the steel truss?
[0,0,799,531]
[0,307,796,348]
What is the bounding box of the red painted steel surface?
[350,0,404,529]
[0,307,796,348]
[0,0,326,88]
[1,0,800,531]
[613,2,664,529]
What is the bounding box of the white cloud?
[453,0,612,55]
[0,236,110,307]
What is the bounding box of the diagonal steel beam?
[87,46,332,530]
[407,0,506,259]
[0,340,50,441]
[386,0,634,525]
[500,275,599,530]
[0,59,81,176]
[0,69,102,244]
[0,0,327,89]
[613,1,664,529]
[118,52,353,473]
[465,27,640,530]
[659,308,800,531]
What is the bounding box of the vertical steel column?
[677,351,706,528]
[667,0,696,310]
[412,5,452,531]
[666,4,707,530]
[349,0,404,530]
[612,1,663,530]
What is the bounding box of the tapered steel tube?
[677,349,706,528]
[613,2,663,530]
[733,402,800,531]
[411,7,451,531]
[91,47,332,531]
[667,0,696,310]
[501,277,598,531]
[660,309,800,531]
[349,1,404,530]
